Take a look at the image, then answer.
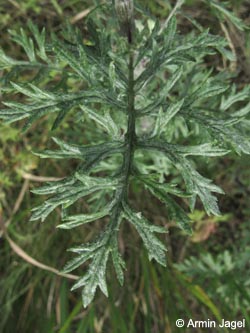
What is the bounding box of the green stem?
[112,0,136,203]
[122,48,135,200]
[112,50,135,208]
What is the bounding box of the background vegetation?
[0,0,249,332]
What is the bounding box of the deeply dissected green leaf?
[52,34,89,81]
[110,234,126,286]
[134,21,177,88]
[9,28,36,62]
[191,113,250,155]
[34,137,125,160]
[185,80,228,106]
[138,139,229,157]
[137,67,184,116]
[81,105,120,137]
[0,88,105,131]
[139,176,192,234]
[178,158,224,216]
[151,99,185,137]
[57,210,110,229]
[63,211,123,307]
[27,20,47,61]
[137,140,225,215]
[10,82,55,99]
[122,202,167,266]
[0,1,249,308]
[0,48,22,69]
[30,175,118,222]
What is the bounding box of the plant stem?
[112,46,135,206]
[122,48,135,200]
